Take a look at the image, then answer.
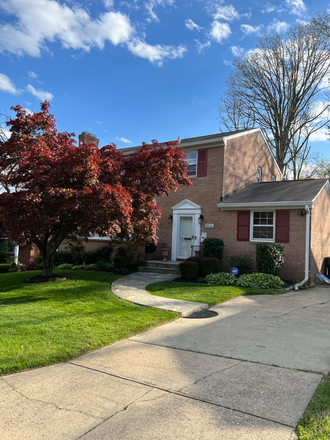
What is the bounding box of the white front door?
[178,216,193,259]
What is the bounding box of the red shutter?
[237,211,250,241]
[275,211,290,243]
[197,149,207,177]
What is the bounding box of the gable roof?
[218,179,329,210]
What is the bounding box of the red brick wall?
[310,189,330,279]
[223,133,281,197]
[219,209,306,282]
[155,132,282,260]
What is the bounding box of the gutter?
[295,205,311,291]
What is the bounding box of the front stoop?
[138,260,181,275]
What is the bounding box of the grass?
[296,373,330,440]
[0,270,178,376]
[146,281,283,307]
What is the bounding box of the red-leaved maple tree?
[0,102,191,276]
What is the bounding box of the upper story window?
[257,167,262,182]
[251,211,274,241]
[185,149,208,178]
[186,151,197,177]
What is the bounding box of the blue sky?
[0,0,329,156]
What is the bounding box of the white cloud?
[127,39,187,65]
[262,2,276,13]
[230,45,244,56]
[103,0,114,9]
[195,39,211,53]
[0,0,134,57]
[0,73,19,95]
[116,136,132,143]
[28,71,38,78]
[223,60,232,66]
[210,21,231,43]
[144,0,175,22]
[285,0,307,16]
[268,19,290,34]
[26,84,54,101]
[241,24,263,36]
[185,19,202,31]
[309,128,329,142]
[23,108,34,115]
[213,5,239,21]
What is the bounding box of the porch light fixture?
[168,215,173,224]
[298,210,306,217]
[198,214,204,224]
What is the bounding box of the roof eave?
[218,200,314,210]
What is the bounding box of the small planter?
[161,247,170,261]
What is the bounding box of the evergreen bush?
[256,243,284,276]
[53,251,73,267]
[200,257,221,276]
[202,238,224,261]
[229,255,253,275]
[179,261,199,280]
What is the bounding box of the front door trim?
[171,199,201,261]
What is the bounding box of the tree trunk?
[42,246,53,277]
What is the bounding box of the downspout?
[295,205,310,291]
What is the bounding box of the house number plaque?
[205,224,214,228]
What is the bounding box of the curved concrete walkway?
[111,272,208,317]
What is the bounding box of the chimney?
[78,132,99,148]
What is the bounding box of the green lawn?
[296,373,330,440]
[146,281,283,306]
[0,270,178,376]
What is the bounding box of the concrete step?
[146,261,180,269]
[138,266,180,275]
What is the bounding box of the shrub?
[19,264,27,271]
[256,243,284,276]
[205,272,237,285]
[84,264,97,271]
[95,261,112,272]
[0,248,8,263]
[36,256,43,269]
[115,246,127,257]
[236,273,284,289]
[72,265,85,270]
[197,277,205,283]
[0,264,10,273]
[229,255,253,275]
[202,238,224,261]
[57,263,74,270]
[113,256,129,273]
[26,260,38,271]
[95,244,114,262]
[179,261,199,280]
[200,257,221,276]
[53,251,73,267]
[187,256,202,276]
[83,251,98,265]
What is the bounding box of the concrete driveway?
[1,286,330,439]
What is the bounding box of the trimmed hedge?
[53,251,73,267]
[205,272,237,285]
[256,243,284,276]
[200,257,221,276]
[202,238,224,261]
[179,261,199,280]
[236,273,284,289]
[113,256,129,272]
[0,264,10,273]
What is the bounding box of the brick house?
[121,128,330,283]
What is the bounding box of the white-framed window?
[271,175,276,181]
[250,211,275,241]
[257,167,262,182]
[186,151,197,177]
